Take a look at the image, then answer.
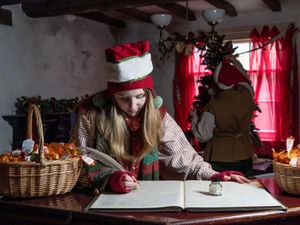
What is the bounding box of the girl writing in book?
[70,40,250,193]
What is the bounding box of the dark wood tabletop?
[1,178,300,225]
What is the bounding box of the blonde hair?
[96,89,162,163]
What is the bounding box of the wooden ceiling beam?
[115,8,152,24]
[262,0,281,11]
[0,0,23,5]
[76,11,126,28]
[20,0,189,18]
[204,0,237,17]
[157,3,196,21]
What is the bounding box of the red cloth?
[108,171,136,193]
[107,75,154,95]
[105,40,154,94]
[173,53,210,131]
[105,40,149,62]
[215,59,250,88]
[124,114,142,132]
[249,24,299,152]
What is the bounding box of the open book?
[87,180,287,212]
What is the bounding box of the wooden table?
[1,178,300,225]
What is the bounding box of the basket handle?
[26,104,45,166]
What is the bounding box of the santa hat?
[105,40,154,94]
[214,55,254,96]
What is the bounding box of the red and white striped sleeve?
[69,110,97,148]
[159,112,217,180]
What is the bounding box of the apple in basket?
[0,150,25,162]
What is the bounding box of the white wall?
[0,5,114,151]
[1,1,300,152]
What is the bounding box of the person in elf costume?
[70,40,249,194]
[189,54,256,177]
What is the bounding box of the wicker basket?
[0,104,82,198]
[273,160,300,195]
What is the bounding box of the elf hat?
[214,55,254,96]
[105,40,154,94]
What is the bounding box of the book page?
[88,180,185,212]
[184,180,287,212]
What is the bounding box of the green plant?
[14,96,85,115]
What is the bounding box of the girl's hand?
[123,174,140,191]
[109,171,139,193]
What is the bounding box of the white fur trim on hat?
[107,53,153,83]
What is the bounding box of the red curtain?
[173,51,208,132]
[249,24,299,154]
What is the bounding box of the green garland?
[14,95,88,115]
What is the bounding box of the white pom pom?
[154,96,163,108]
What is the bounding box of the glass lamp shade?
[150,13,172,28]
[202,8,225,24]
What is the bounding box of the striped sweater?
[71,108,216,190]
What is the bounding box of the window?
[232,40,250,70]
[232,39,278,141]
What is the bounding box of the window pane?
[232,40,277,142]
[232,41,250,70]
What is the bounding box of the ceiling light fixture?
[151,1,227,63]
[202,8,225,27]
[202,8,225,45]
[150,13,172,47]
